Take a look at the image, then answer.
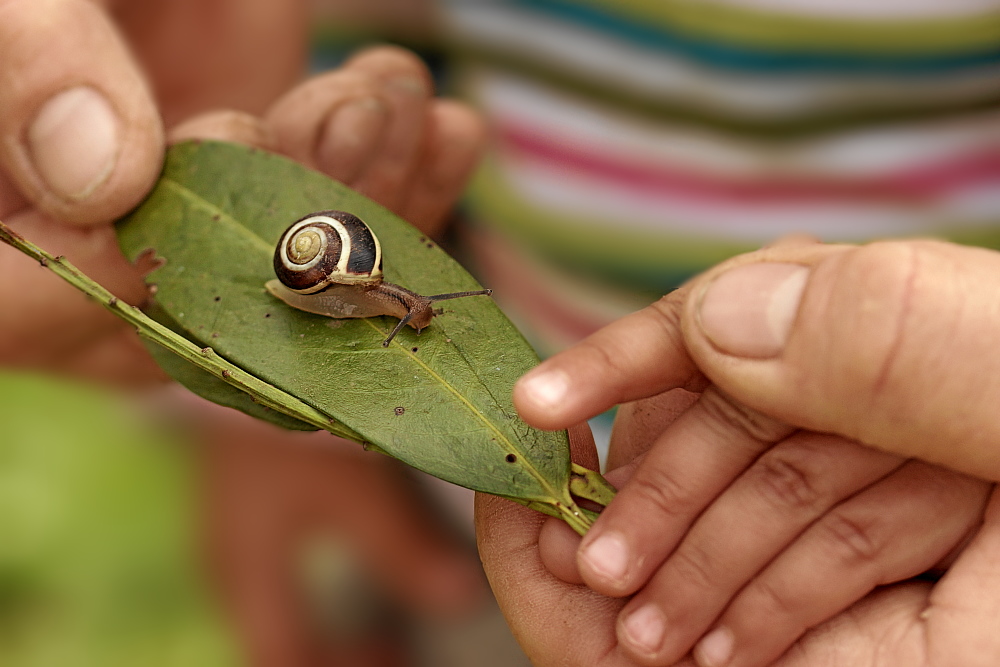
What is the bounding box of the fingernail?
[695,626,734,667]
[580,531,629,586]
[697,263,808,358]
[621,603,666,655]
[319,97,388,179]
[517,369,570,410]
[27,86,120,200]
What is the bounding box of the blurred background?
[6,0,1000,664]
[0,371,238,667]
[0,369,530,667]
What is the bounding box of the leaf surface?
[116,141,571,503]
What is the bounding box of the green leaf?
[139,315,318,433]
[115,140,591,529]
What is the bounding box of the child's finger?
[608,388,701,470]
[683,239,1000,482]
[514,289,701,431]
[691,463,989,667]
[612,433,902,666]
[575,387,794,599]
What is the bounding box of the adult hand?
[0,0,309,381]
[479,239,1000,666]
[0,0,480,384]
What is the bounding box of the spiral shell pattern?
[273,211,383,294]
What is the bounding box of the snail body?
[266,211,491,346]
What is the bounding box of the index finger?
[513,287,702,431]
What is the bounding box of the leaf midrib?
[162,177,560,502]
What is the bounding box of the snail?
[265,211,492,347]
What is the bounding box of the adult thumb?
[0,0,162,225]
[685,239,1000,481]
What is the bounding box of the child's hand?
[511,239,995,667]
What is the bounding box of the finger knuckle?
[747,576,801,622]
[647,298,693,371]
[669,541,719,592]
[817,510,885,566]
[697,387,792,446]
[626,465,698,524]
[648,294,684,335]
[750,451,825,513]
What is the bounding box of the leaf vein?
[363,317,557,500]
[162,179,273,254]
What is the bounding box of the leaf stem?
[0,219,360,441]
[515,496,596,536]
[570,463,618,507]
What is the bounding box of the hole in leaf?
[505,454,517,463]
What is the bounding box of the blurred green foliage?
[0,371,238,667]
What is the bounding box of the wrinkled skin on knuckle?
[817,509,886,568]
[748,574,809,625]
[666,539,720,596]
[696,386,793,446]
[648,292,684,335]
[577,334,631,384]
[749,449,827,515]
[627,463,701,526]
[648,294,704,389]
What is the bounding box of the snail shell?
[265,210,492,346]
[273,210,382,293]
